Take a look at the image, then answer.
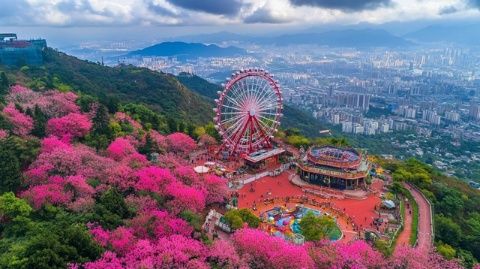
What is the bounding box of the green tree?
[224,209,260,230]
[299,212,336,241]
[204,122,220,141]
[1,136,40,170]
[92,105,111,136]
[237,209,260,228]
[0,72,9,95]
[435,215,462,247]
[437,243,456,260]
[167,117,177,133]
[77,94,97,113]
[286,135,310,148]
[31,105,47,138]
[464,213,480,261]
[88,188,131,229]
[180,210,203,232]
[224,210,244,230]
[0,192,32,220]
[0,145,22,194]
[373,239,391,256]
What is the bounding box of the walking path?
[397,183,433,254]
[396,197,413,248]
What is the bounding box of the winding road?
[399,183,433,254]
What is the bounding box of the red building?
[297,146,370,190]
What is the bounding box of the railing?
[307,150,362,169]
[298,164,368,180]
[239,162,295,185]
[406,183,434,248]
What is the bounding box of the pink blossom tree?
[156,152,189,168]
[134,166,176,195]
[37,90,79,117]
[202,174,228,205]
[166,132,197,155]
[87,223,110,248]
[124,195,158,213]
[109,227,136,255]
[26,137,114,184]
[333,240,385,268]
[0,129,8,140]
[208,239,247,269]
[166,182,206,214]
[232,228,315,269]
[6,86,80,117]
[106,137,137,161]
[83,251,123,269]
[21,183,73,209]
[2,103,33,136]
[174,165,200,186]
[85,233,208,268]
[105,164,136,191]
[148,235,207,268]
[149,130,168,152]
[128,210,192,240]
[46,113,92,142]
[6,85,38,105]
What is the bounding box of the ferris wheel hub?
[249,109,256,116]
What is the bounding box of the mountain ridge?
[128,41,246,59]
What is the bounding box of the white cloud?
[0,0,477,27]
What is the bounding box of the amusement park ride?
[213,68,283,157]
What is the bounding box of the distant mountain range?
[169,23,480,48]
[128,42,246,59]
[171,29,413,48]
[403,24,480,46]
[264,29,413,48]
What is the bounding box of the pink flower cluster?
[2,103,33,137]
[0,129,8,140]
[85,221,205,269]
[7,85,79,117]
[21,174,94,210]
[47,113,92,142]
[106,137,148,168]
[166,132,197,155]
[232,228,315,269]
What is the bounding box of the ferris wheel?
[214,68,283,154]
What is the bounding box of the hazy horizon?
[1,0,480,48]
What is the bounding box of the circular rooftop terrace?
[307,146,361,169]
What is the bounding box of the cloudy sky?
[1,0,479,46]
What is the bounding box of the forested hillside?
[1,48,213,125]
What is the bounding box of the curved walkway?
[400,183,433,254]
[396,197,413,248]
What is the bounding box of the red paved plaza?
[237,171,385,242]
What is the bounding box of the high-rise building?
[405,108,416,119]
[445,111,460,122]
[470,105,480,120]
[342,121,353,133]
[380,123,390,133]
[353,124,364,134]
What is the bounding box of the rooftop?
[243,148,285,163]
